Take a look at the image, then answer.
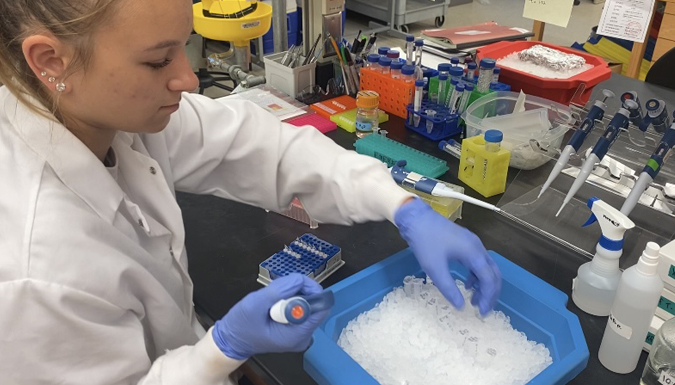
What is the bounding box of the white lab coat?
[0,87,413,384]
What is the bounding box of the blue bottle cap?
[406,34,415,42]
[468,62,477,69]
[480,58,496,69]
[456,84,465,91]
[449,67,464,77]
[415,80,425,87]
[415,39,424,47]
[451,78,458,85]
[401,65,416,75]
[438,63,452,72]
[391,61,404,70]
[438,140,449,150]
[378,47,391,56]
[493,67,501,74]
[367,53,380,63]
[439,73,448,80]
[451,57,459,65]
[464,83,475,91]
[485,129,503,143]
[378,57,392,66]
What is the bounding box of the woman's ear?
[22,35,73,92]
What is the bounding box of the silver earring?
[48,77,56,83]
[55,82,66,92]
[40,71,47,77]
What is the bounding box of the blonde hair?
[0,0,120,121]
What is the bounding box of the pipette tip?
[555,204,565,217]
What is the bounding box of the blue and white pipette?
[270,290,335,325]
[639,99,670,134]
[390,160,500,212]
[556,108,631,217]
[538,90,615,198]
[620,122,675,216]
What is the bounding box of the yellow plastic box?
[458,135,510,198]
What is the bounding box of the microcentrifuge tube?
[425,110,436,134]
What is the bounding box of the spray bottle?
[598,242,664,374]
[572,197,635,316]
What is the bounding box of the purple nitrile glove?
[212,274,331,360]
[395,198,502,315]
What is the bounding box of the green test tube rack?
[354,134,449,178]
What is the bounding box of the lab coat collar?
[3,89,124,224]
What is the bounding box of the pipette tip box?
[258,234,344,286]
[304,248,589,385]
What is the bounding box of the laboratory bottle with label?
[598,242,664,373]
[355,91,380,138]
[641,317,675,384]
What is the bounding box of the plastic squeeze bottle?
[572,197,635,316]
[598,242,664,373]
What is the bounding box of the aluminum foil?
[517,45,586,71]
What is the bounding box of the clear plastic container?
[366,53,380,72]
[485,129,503,152]
[640,317,675,385]
[401,65,416,84]
[461,91,573,170]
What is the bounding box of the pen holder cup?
[264,51,316,99]
[405,101,461,141]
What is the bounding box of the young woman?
[0,0,501,383]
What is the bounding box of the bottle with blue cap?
[450,57,460,67]
[378,56,392,75]
[484,129,502,152]
[477,58,496,93]
[401,64,416,84]
[449,66,464,83]
[458,129,510,197]
[390,61,404,79]
[377,46,390,57]
[437,63,452,77]
[366,53,381,72]
[572,197,636,316]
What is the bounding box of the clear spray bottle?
[572,197,636,316]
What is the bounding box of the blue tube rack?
[405,101,461,141]
[257,234,343,286]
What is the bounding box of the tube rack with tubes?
[404,101,461,141]
[258,234,343,286]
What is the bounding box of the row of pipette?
[537,89,675,217]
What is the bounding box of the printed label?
[373,152,396,167]
[660,371,675,385]
[669,264,675,280]
[241,21,260,29]
[608,312,632,339]
[355,121,372,133]
[658,296,675,317]
[646,331,655,345]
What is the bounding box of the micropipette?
[538,89,615,199]
[556,108,631,217]
[390,160,500,212]
[413,80,424,127]
[270,290,335,324]
[639,99,670,134]
[620,121,675,216]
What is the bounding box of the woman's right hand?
[211,274,331,360]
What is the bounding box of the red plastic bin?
[477,41,611,106]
